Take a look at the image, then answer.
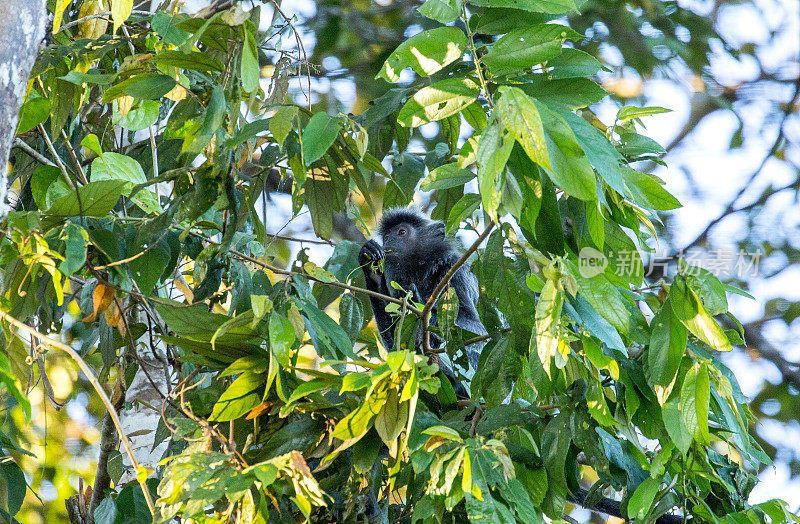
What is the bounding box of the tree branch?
[569,488,684,523]
[0,311,156,515]
[421,223,495,354]
[12,138,56,167]
[228,246,423,316]
[681,76,800,252]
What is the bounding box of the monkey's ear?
[431,221,446,238]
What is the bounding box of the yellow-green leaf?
[397,78,480,128]
[111,0,133,34]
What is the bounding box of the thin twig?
[60,129,89,185]
[12,138,57,167]
[462,327,512,347]
[228,245,423,316]
[58,10,153,32]
[149,126,159,203]
[468,406,482,437]
[94,228,171,270]
[183,228,415,311]
[462,4,493,109]
[0,311,156,514]
[269,0,312,107]
[37,124,76,190]
[681,76,800,251]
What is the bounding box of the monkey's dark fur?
[359,209,487,381]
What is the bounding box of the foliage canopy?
[1,1,797,523]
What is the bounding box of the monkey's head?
[377,208,447,261]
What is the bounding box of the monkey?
[359,208,487,393]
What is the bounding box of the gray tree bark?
[0,0,47,218]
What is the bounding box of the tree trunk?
[0,0,47,218]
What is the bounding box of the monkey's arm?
[359,240,396,349]
[450,267,487,369]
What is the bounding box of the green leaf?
[683,264,728,316]
[616,105,671,122]
[535,102,596,200]
[91,152,161,213]
[375,389,408,445]
[546,48,603,79]
[296,298,356,360]
[422,426,463,441]
[627,477,660,521]
[92,152,146,184]
[475,336,518,407]
[680,362,710,444]
[0,458,26,516]
[52,0,70,33]
[476,124,513,222]
[469,0,577,15]
[671,276,732,352]
[447,193,481,233]
[418,0,462,23]
[302,112,342,165]
[111,0,133,34]
[151,11,191,46]
[551,106,627,194]
[286,376,340,406]
[221,356,269,377]
[332,397,381,441]
[81,133,103,157]
[269,313,296,367]
[662,397,692,455]
[270,106,297,144]
[154,50,225,72]
[577,273,629,335]
[496,86,549,169]
[472,7,548,35]
[154,300,263,359]
[45,180,129,217]
[128,241,170,296]
[183,85,226,155]
[647,299,687,404]
[125,75,177,100]
[535,277,564,376]
[384,152,425,208]
[49,75,75,137]
[209,371,264,421]
[618,132,666,159]
[377,27,468,82]
[0,353,31,420]
[421,162,475,191]
[483,24,580,74]
[241,29,260,93]
[398,78,480,128]
[93,497,118,524]
[338,293,363,343]
[59,71,116,86]
[115,100,160,131]
[16,96,50,134]
[462,101,488,130]
[541,415,571,503]
[521,77,607,109]
[620,168,681,211]
[225,119,271,149]
[59,223,88,276]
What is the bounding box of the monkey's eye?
[397,227,407,236]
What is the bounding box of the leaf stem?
[462,5,492,109]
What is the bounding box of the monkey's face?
[382,222,418,259]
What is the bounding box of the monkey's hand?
[359,239,385,288]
